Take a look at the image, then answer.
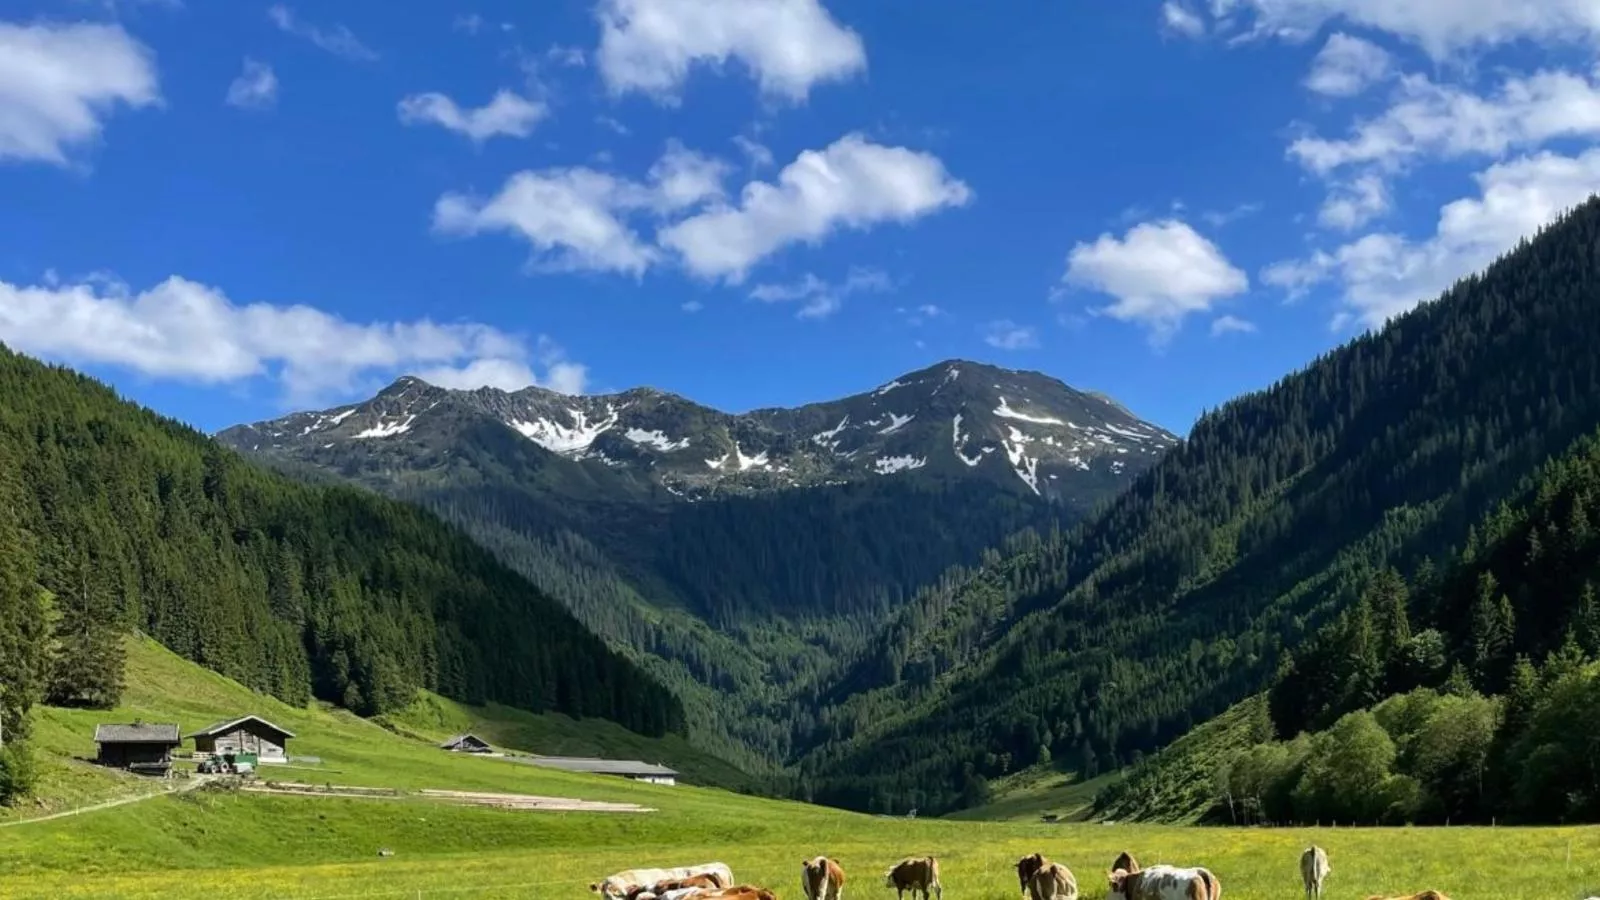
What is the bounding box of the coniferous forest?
[791,198,1600,816]
[0,346,683,799]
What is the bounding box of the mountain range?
[218,359,1175,768]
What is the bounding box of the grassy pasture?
[2,639,1599,899]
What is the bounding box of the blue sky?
[6,0,1600,434]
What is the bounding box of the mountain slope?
[218,360,1175,767]
[0,345,683,743]
[795,198,1600,815]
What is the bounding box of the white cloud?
[983,320,1039,350]
[1061,219,1249,341]
[268,5,377,62]
[901,303,942,326]
[748,266,891,319]
[225,58,277,110]
[1200,202,1263,227]
[0,273,582,403]
[1266,148,1600,327]
[733,134,774,169]
[548,45,587,67]
[595,0,866,103]
[452,13,483,34]
[1198,0,1600,59]
[397,90,547,143]
[1210,314,1258,335]
[1290,69,1600,176]
[658,133,971,281]
[0,21,159,165]
[596,115,630,135]
[1261,251,1336,300]
[1304,32,1391,97]
[1318,173,1390,230]
[1161,1,1208,38]
[647,140,731,212]
[434,169,662,276]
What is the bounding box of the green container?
[235,752,258,766]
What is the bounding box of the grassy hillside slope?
[1,641,1598,899]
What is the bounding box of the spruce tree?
[46,548,126,709]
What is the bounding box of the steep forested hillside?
[796,199,1600,815]
[0,347,683,768]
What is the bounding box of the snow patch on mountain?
[1002,427,1041,495]
[951,413,991,468]
[354,416,416,439]
[874,379,909,396]
[813,416,851,451]
[879,412,914,435]
[705,453,729,470]
[734,444,770,471]
[995,396,1066,426]
[874,454,927,474]
[509,405,619,454]
[625,428,691,452]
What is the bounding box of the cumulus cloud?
[1304,33,1391,97]
[1290,69,1600,177]
[748,266,892,319]
[1161,1,1207,38]
[658,134,972,282]
[0,273,582,403]
[595,0,866,103]
[397,90,547,143]
[983,320,1039,350]
[1183,0,1600,59]
[1060,219,1249,342]
[1319,173,1390,230]
[0,20,159,166]
[1265,149,1600,328]
[1210,314,1257,335]
[268,5,377,62]
[226,58,277,110]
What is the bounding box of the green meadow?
[1,639,1596,900]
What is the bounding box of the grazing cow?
[884,857,942,900]
[1107,864,1221,900]
[1300,846,1330,900]
[1016,854,1046,897]
[592,865,735,900]
[803,857,846,900]
[1112,852,1140,875]
[1025,861,1079,900]
[1363,894,1450,900]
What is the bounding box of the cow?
[1112,852,1140,875]
[1300,846,1330,900]
[630,875,728,900]
[591,865,735,900]
[884,857,942,900]
[1016,854,1046,897]
[1025,861,1079,900]
[703,887,778,900]
[803,856,846,900]
[1363,894,1450,900]
[1107,864,1221,900]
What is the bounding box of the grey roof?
[440,733,491,749]
[524,756,678,777]
[94,723,181,744]
[184,714,295,740]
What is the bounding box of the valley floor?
[3,639,1597,899]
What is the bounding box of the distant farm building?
[185,715,294,764]
[523,756,678,786]
[440,733,493,754]
[94,722,181,775]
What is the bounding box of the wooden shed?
[440,733,493,753]
[522,756,679,786]
[185,715,294,764]
[94,722,181,775]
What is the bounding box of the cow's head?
[1107,869,1133,900]
[1112,851,1139,874]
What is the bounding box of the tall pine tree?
[45,548,126,709]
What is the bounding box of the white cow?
[1300,846,1330,899]
[591,864,735,900]
[1106,864,1221,900]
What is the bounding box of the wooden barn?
[185,715,294,764]
[522,756,679,786]
[439,733,493,753]
[94,722,181,775]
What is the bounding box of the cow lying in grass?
[1364,893,1451,900]
[1106,864,1221,900]
[803,857,846,900]
[628,875,728,900]
[591,864,734,900]
[884,857,942,900]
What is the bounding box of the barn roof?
[440,733,491,749]
[184,715,296,740]
[524,756,678,777]
[94,723,181,744]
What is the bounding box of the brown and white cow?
[883,857,942,900]
[804,857,846,900]
[629,875,729,900]
[1107,864,1221,900]
[592,864,735,900]
[1300,846,1330,900]
[1363,893,1451,900]
[702,887,778,900]
[1112,852,1140,875]
[1025,861,1079,900]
